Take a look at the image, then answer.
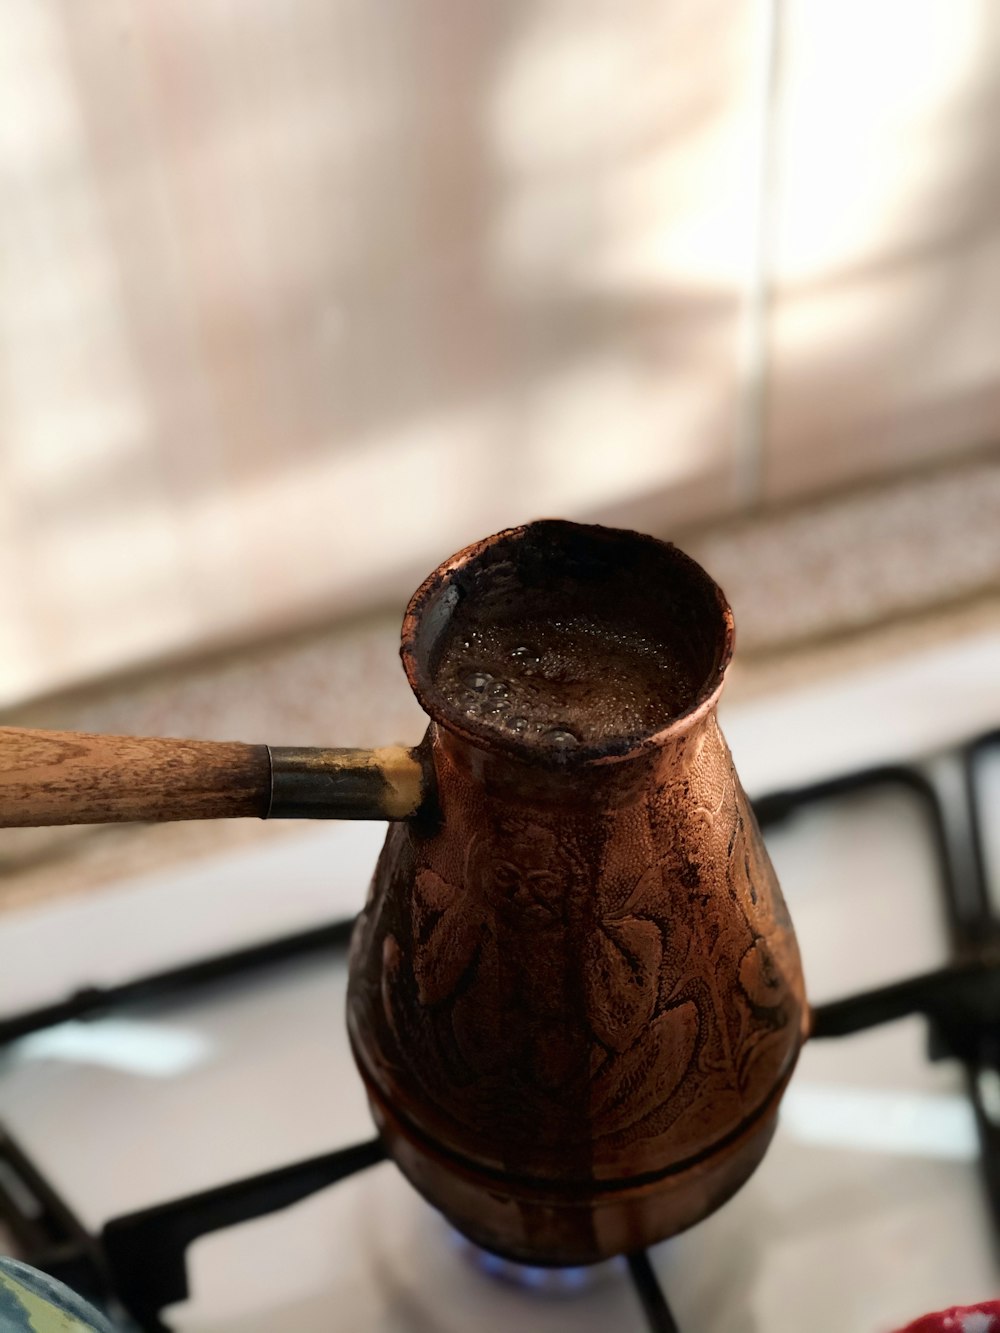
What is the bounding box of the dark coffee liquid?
[434,614,692,748]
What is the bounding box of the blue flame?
[446,1228,607,1296]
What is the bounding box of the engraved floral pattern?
[349,719,804,1181]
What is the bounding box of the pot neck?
[429,706,722,808]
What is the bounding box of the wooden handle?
[0,727,271,826]
[0,728,428,828]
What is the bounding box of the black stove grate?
[0,729,997,1331]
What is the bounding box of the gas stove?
[0,636,998,1331]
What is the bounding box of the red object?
[895,1303,1000,1332]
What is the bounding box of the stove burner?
[0,728,998,1331]
[447,1226,620,1295]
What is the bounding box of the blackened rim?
[400,520,734,767]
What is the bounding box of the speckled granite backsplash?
[2,448,999,913]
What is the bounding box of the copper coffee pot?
[0,521,807,1266]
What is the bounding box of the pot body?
[347,708,806,1264]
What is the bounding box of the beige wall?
[2,0,998,705]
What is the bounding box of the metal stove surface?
[0,633,998,1331]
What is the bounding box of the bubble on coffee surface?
[510,645,540,670]
[435,612,692,748]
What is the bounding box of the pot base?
[360,1070,787,1267]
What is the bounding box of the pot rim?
[400,520,734,769]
